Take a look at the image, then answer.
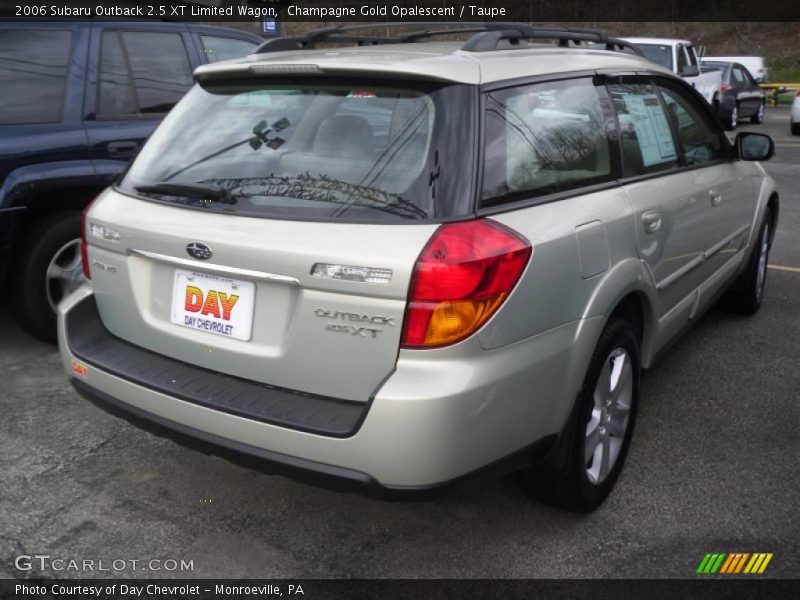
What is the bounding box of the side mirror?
[680,65,700,77]
[736,132,774,161]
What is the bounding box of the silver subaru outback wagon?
[58,24,778,511]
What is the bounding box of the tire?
[792,122,800,136]
[9,212,83,343]
[523,317,640,512]
[750,101,765,124]
[723,210,772,315]
[723,104,739,130]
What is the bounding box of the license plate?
[170,270,255,341]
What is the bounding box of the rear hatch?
[84,77,475,403]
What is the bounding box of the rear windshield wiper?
[134,182,236,205]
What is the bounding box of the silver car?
[58,25,779,511]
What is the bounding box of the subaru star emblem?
[186,242,213,260]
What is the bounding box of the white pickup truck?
[622,38,724,108]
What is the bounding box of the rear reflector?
[401,219,531,349]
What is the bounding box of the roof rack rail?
[253,22,643,57]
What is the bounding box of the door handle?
[107,141,140,159]
[709,189,722,206]
[642,211,662,234]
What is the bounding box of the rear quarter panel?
[480,186,643,349]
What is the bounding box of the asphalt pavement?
[1,107,798,579]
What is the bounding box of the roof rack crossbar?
[253,22,643,58]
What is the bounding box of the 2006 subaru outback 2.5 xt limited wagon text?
[59,24,779,511]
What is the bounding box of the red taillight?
[796,89,800,97]
[720,83,730,94]
[80,201,93,279]
[400,219,532,349]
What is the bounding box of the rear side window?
[733,66,756,86]
[98,30,193,117]
[0,29,72,125]
[607,82,678,177]
[200,36,257,62]
[481,78,613,207]
[657,84,725,166]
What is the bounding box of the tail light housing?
[720,83,730,94]
[400,219,532,349]
[80,201,94,279]
[796,89,800,97]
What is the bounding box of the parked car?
[791,89,800,135]
[60,25,778,511]
[0,20,261,342]
[701,61,766,129]
[702,56,768,83]
[621,37,724,108]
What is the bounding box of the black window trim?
[95,28,192,121]
[0,27,75,126]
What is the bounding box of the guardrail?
[760,83,799,107]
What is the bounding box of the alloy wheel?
[585,347,633,485]
[46,239,84,311]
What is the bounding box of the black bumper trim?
[66,296,366,437]
[71,378,556,500]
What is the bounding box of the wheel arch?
[3,185,103,290]
[580,258,659,368]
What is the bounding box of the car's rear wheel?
[750,101,765,124]
[723,210,772,315]
[523,317,640,512]
[10,212,83,343]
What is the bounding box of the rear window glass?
[0,29,72,125]
[637,44,673,70]
[120,81,475,222]
[481,78,613,207]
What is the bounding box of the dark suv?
[0,20,261,341]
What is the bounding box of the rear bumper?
[70,377,554,499]
[67,296,367,438]
[59,286,601,491]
